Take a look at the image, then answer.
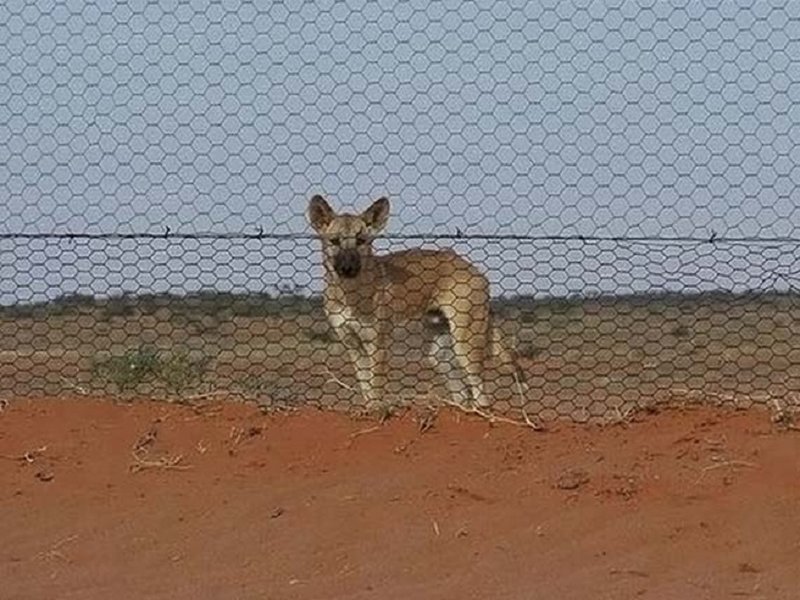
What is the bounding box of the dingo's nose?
[334,252,361,278]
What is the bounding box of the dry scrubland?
[1,290,800,422]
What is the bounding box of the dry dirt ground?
[1,397,798,600]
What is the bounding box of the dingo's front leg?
[330,323,372,405]
[362,337,389,412]
[334,326,389,412]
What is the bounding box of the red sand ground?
[0,398,798,600]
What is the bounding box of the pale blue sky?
[1,0,800,304]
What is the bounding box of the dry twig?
[59,378,89,396]
[604,405,637,427]
[441,398,544,431]
[129,452,191,473]
[431,519,440,537]
[349,425,382,439]
[416,409,437,433]
[129,420,191,472]
[702,459,758,472]
[132,426,158,454]
[34,534,80,563]
[770,397,799,431]
[512,369,528,406]
[181,390,236,403]
[695,459,758,483]
[322,366,354,392]
[228,425,245,450]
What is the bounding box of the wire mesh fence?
[2,228,800,423]
[3,2,800,421]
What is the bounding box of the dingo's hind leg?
[438,286,492,408]
[425,310,471,406]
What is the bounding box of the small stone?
[34,470,54,483]
[554,468,590,490]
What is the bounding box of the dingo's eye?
[356,234,368,246]
[329,236,341,246]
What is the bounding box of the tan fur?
[307,194,523,409]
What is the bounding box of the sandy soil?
[1,397,798,600]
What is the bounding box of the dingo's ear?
[308,195,334,233]
[361,197,390,233]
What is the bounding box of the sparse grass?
[228,375,304,410]
[231,375,269,394]
[157,349,211,393]
[91,347,161,392]
[91,346,209,393]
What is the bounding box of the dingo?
[308,194,523,410]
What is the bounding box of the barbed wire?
[2,230,800,245]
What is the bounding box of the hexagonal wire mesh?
[2,1,800,423]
